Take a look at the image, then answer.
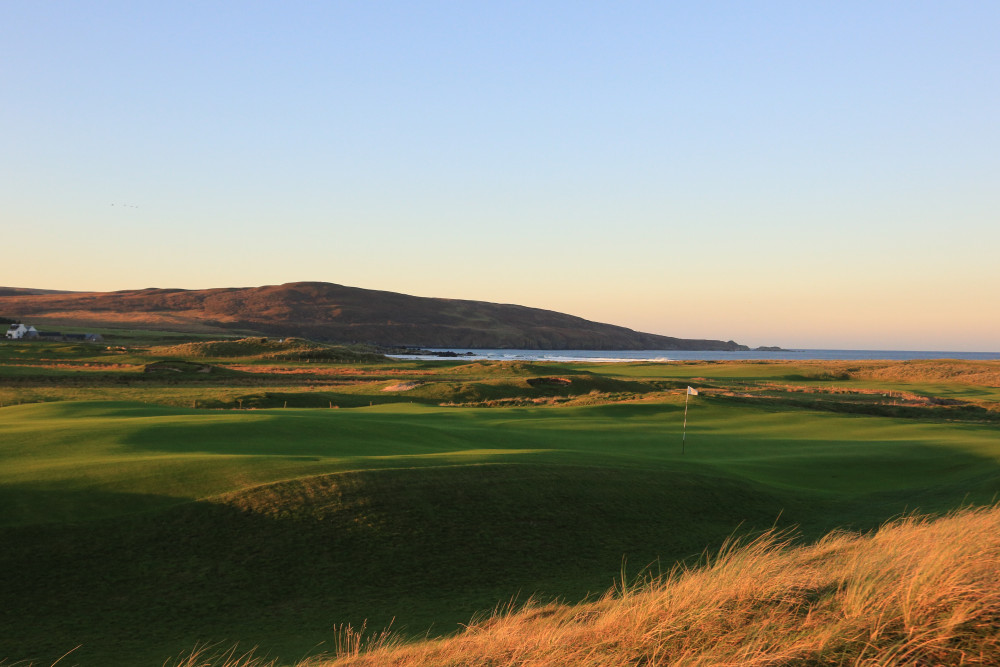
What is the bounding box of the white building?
[5,323,38,340]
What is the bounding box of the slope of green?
[3,397,1000,665]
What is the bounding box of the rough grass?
[594,359,1000,388]
[400,375,660,406]
[151,337,385,363]
[841,359,1000,386]
[2,344,998,417]
[441,361,590,377]
[205,505,1000,667]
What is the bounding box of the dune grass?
[145,506,1000,666]
[303,504,1000,667]
[149,337,385,364]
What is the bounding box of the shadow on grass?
[5,416,1000,666]
[0,464,794,667]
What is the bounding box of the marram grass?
[170,505,1000,667]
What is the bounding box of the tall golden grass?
[842,360,1000,386]
[176,505,1000,666]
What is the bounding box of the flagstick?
[682,390,689,455]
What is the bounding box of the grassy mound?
[779,360,1000,387]
[847,359,1000,386]
[401,375,660,406]
[143,359,214,374]
[152,337,386,363]
[0,464,787,666]
[310,505,1000,666]
[443,361,589,377]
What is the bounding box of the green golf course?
[1,341,998,665]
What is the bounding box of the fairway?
[3,357,1000,666]
[5,399,1000,527]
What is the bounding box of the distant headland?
[0,281,750,351]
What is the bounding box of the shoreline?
[388,348,1000,363]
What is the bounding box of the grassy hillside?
[0,281,748,349]
[308,505,1000,666]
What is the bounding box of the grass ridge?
[257,505,1000,666]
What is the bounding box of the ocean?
[390,349,1000,362]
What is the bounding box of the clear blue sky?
[3,2,998,350]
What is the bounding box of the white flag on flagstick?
[687,386,699,396]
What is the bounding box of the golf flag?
[682,387,698,454]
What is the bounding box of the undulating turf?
[3,396,1000,665]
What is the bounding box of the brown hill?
[0,281,747,350]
